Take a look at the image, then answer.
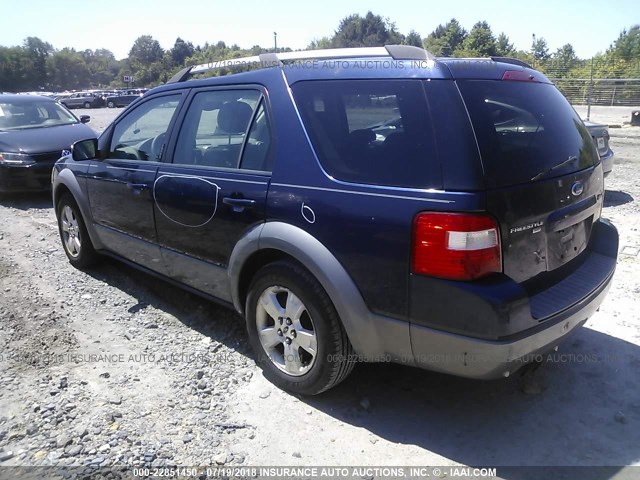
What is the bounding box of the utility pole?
[274,32,278,53]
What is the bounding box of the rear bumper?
[409,259,613,378]
[601,149,614,177]
[0,162,54,193]
[405,218,618,379]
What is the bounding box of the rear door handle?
[223,197,256,212]
[126,182,148,195]
[126,182,148,190]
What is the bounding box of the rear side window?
[292,80,440,189]
[173,90,261,169]
[458,80,598,187]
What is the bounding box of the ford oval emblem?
[571,181,584,196]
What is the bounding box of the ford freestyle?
[52,46,618,395]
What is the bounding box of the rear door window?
[172,89,261,169]
[458,80,598,187]
[292,80,440,189]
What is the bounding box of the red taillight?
[501,70,536,82]
[412,212,502,281]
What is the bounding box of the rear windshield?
[292,80,440,189]
[458,80,598,187]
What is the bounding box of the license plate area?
[547,218,590,270]
[597,137,605,150]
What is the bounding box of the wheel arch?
[53,168,104,251]
[229,221,409,358]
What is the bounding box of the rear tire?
[83,102,91,109]
[107,101,115,108]
[56,193,98,269]
[245,260,355,395]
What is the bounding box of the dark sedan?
[105,89,148,108]
[0,95,96,193]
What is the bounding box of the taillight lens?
[412,212,502,280]
[501,70,536,82]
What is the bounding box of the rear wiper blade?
[531,155,578,181]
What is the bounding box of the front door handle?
[223,197,256,212]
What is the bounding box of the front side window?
[109,94,181,161]
[173,90,263,169]
[292,80,439,189]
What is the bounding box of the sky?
[1,0,638,60]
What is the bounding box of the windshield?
[0,100,78,131]
[458,80,598,187]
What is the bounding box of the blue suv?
[52,46,618,395]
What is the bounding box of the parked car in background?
[105,89,148,108]
[96,90,120,104]
[52,46,618,395]
[59,92,105,109]
[584,121,614,177]
[0,94,95,193]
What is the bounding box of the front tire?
[83,102,91,109]
[246,260,355,395]
[107,101,115,108]
[56,193,98,269]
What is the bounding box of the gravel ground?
[0,107,639,475]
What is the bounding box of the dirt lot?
[0,107,639,477]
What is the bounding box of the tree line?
[1,14,638,93]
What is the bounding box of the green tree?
[549,43,578,76]
[129,35,164,65]
[423,18,466,56]
[608,25,640,60]
[23,37,54,89]
[496,33,515,56]
[531,36,550,62]
[458,21,497,57]
[127,36,164,86]
[46,48,90,90]
[332,11,404,47]
[83,49,120,87]
[307,37,332,49]
[171,37,195,67]
[404,30,423,48]
[0,46,30,91]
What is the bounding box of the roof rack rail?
[168,45,436,83]
[490,57,533,69]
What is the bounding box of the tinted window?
[240,101,272,171]
[110,95,181,161]
[292,80,439,189]
[173,90,260,169]
[458,80,598,187]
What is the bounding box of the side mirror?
[79,115,91,124]
[71,138,98,161]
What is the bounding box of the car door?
[64,94,80,108]
[153,87,272,301]
[86,92,184,273]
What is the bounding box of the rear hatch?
[457,79,604,284]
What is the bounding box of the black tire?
[56,193,98,269]
[83,102,91,109]
[107,101,115,108]
[246,260,355,395]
